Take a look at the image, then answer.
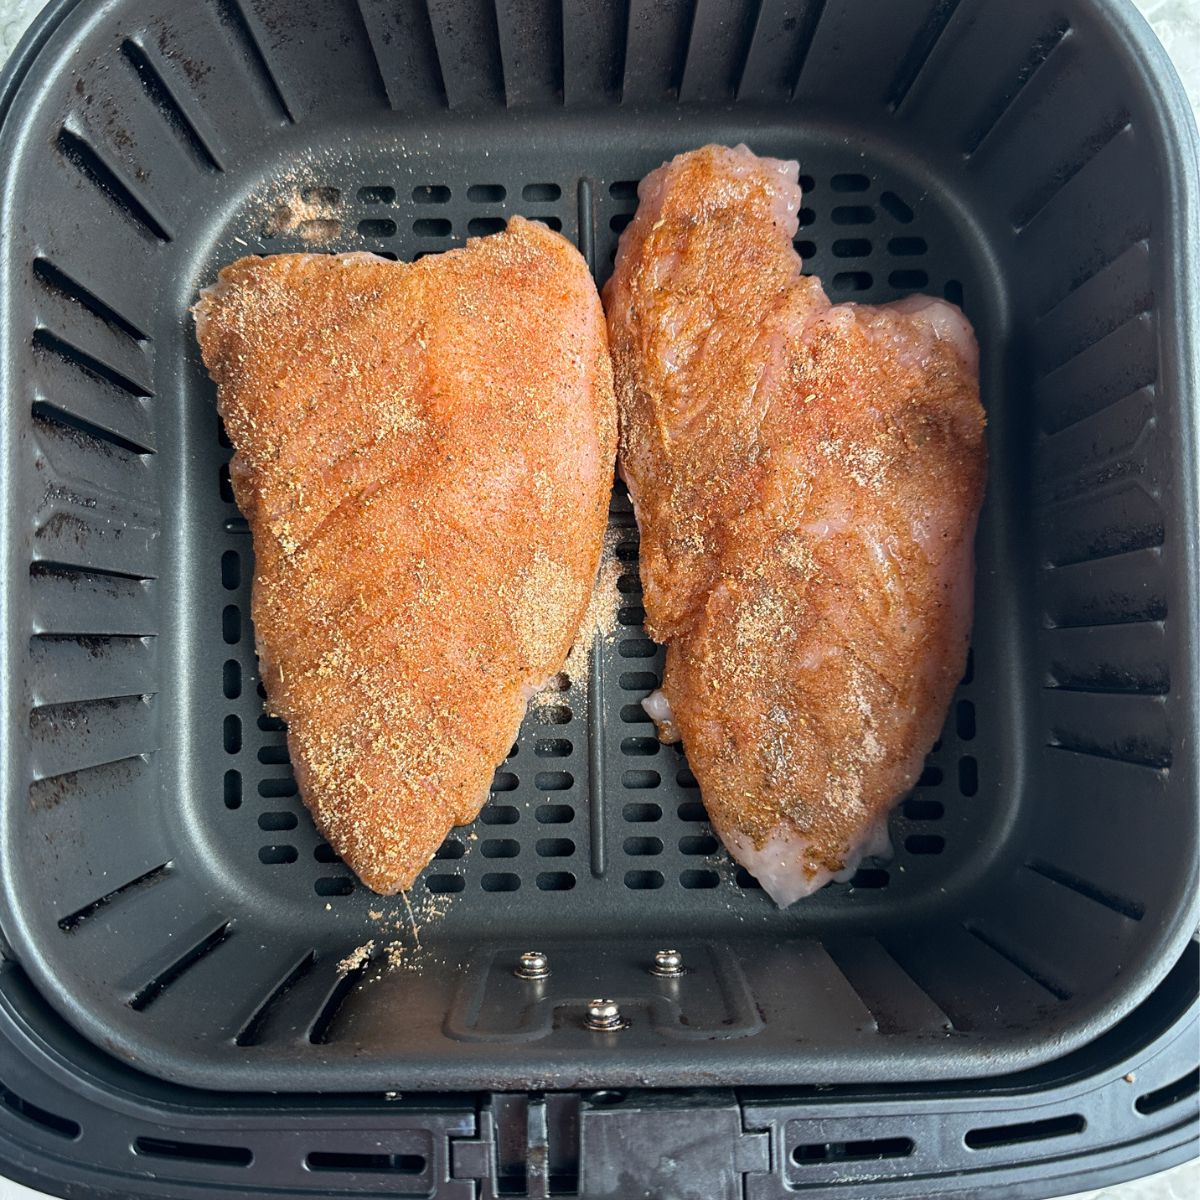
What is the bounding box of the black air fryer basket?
[0,0,1197,1196]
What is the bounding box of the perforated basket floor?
[0,0,1197,1093]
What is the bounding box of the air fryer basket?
[0,0,1196,1094]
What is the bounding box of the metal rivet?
[584,998,625,1031]
[514,950,550,980]
[650,949,685,978]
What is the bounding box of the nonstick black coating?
[0,0,1196,1091]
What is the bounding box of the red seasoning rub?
[605,146,986,905]
[194,218,616,894]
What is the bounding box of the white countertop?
[0,0,1195,1196]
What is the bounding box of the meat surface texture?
[195,218,616,894]
[604,145,986,906]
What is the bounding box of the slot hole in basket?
[481,872,520,892]
[905,834,944,855]
[680,869,720,889]
[624,836,662,856]
[851,868,889,889]
[0,1079,81,1140]
[903,798,944,821]
[890,269,929,289]
[306,1150,424,1174]
[468,217,506,236]
[833,271,873,292]
[134,1137,251,1167]
[832,206,874,225]
[223,769,241,809]
[621,736,659,756]
[679,834,718,855]
[426,875,465,894]
[221,550,239,588]
[623,770,660,790]
[833,238,871,257]
[523,183,561,201]
[959,756,978,796]
[620,672,658,692]
[258,811,297,831]
[536,838,574,858]
[358,185,395,204]
[481,839,519,859]
[964,1114,1085,1150]
[792,1136,911,1165]
[957,700,976,740]
[624,870,664,890]
[1136,1069,1200,1115]
[879,191,914,222]
[413,185,450,203]
[623,802,661,822]
[258,845,297,864]
[315,876,353,896]
[481,804,519,824]
[535,803,573,824]
[358,218,396,237]
[222,659,240,699]
[889,236,927,256]
[536,872,575,891]
[468,184,505,202]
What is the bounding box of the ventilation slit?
[1013,111,1131,232]
[964,1114,1085,1150]
[213,0,294,122]
[886,0,961,110]
[793,1136,913,1165]
[57,862,170,931]
[964,19,1071,156]
[309,959,370,1044]
[1024,859,1145,920]
[120,39,223,170]
[964,923,1071,1000]
[56,126,172,242]
[234,951,316,1046]
[129,923,232,1011]
[1136,1069,1200,1115]
[787,0,830,96]
[33,258,148,342]
[33,328,151,399]
[306,1150,425,1173]
[134,1136,252,1166]
[0,1079,81,1139]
